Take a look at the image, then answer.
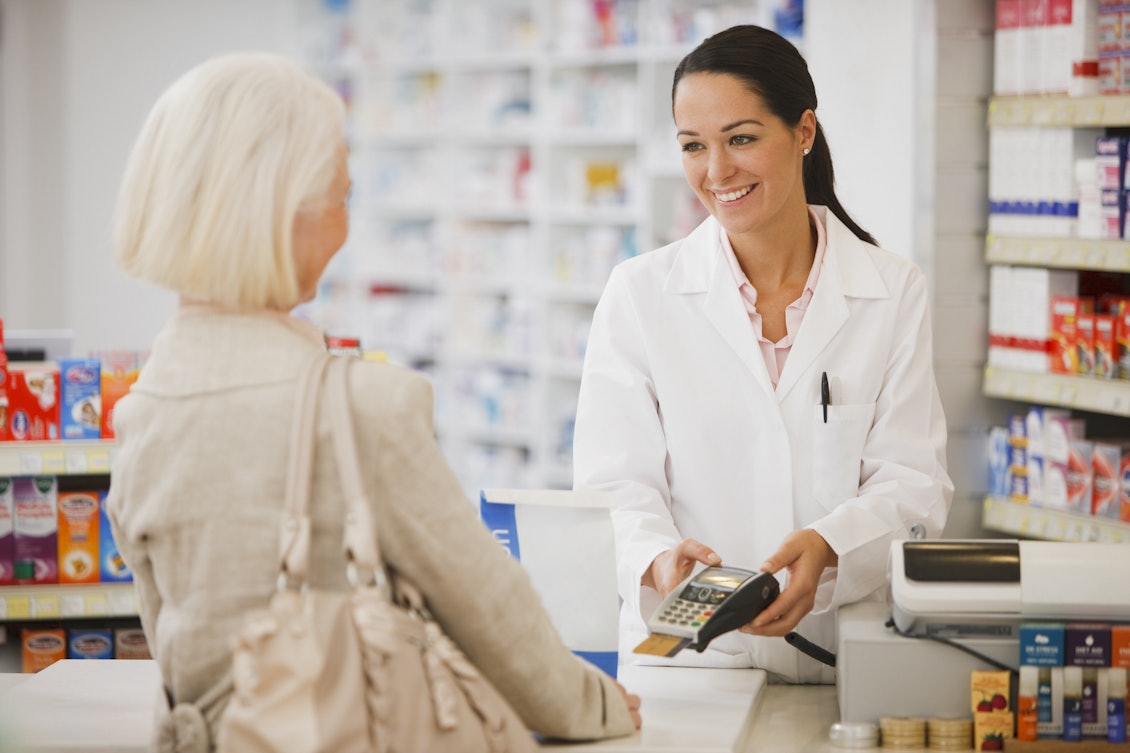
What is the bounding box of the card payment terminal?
[635,566,780,657]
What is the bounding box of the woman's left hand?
[738,529,837,637]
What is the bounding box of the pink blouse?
[720,207,828,388]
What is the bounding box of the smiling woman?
[573,24,954,684]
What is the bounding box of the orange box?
[22,628,65,673]
[1049,296,1079,375]
[974,711,1014,751]
[98,351,138,440]
[57,491,100,584]
[972,669,1012,713]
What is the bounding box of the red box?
[1118,310,1130,379]
[1050,296,1080,375]
[1096,314,1117,378]
[5,365,60,442]
[1077,311,1096,376]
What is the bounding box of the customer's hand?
[616,682,642,729]
[740,529,837,637]
[641,538,721,598]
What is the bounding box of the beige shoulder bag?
[216,354,538,753]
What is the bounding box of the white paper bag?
[480,488,620,678]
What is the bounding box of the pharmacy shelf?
[982,496,1130,543]
[985,235,1130,272]
[982,366,1130,417]
[0,441,115,477]
[0,583,136,621]
[988,94,1130,127]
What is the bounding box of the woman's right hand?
[641,538,721,597]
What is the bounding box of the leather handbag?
[215,354,538,753]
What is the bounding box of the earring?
[803,147,810,156]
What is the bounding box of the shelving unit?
[982,94,1130,540]
[0,440,114,477]
[294,0,779,497]
[0,583,136,621]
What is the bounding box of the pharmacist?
[573,25,954,683]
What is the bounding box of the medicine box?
[6,364,60,441]
[114,627,152,660]
[22,628,65,673]
[57,490,100,584]
[13,476,57,584]
[0,477,11,585]
[58,357,101,440]
[98,491,131,583]
[98,351,138,440]
[1093,442,1122,518]
[67,628,114,660]
[1021,623,1065,737]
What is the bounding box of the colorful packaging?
[1010,413,1030,503]
[1067,624,1112,736]
[1118,308,1130,379]
[1066,440,1095,513]
[989,426,1011,498]
[22,628,65,673]
[98,491,131,583]
[114,627,152,660]
[98,351,138,440]
[1021,623,1066,737]
[1077,310,1096,375]
[1094,442,1122,518]
[1096,314,1117,378]
[57,490,100,584]
[5,364,60,441]
[13,476,57,584]
[58,357,101,440]
[1050,296,1080,374]
[0,477,12,585]
[1122,449,1130,522]
[67,628,114,660]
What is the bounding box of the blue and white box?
[58,357,101,440]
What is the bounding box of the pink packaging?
[0,477,12,585]
[1093,442,1122,518]
[13,476,58,584]
[1066,440,1094,513]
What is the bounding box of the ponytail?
[804,123,876,246]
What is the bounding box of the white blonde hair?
[113,52,346,309]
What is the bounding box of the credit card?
[632,633,690,657]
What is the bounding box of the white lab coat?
[573,207,954,683]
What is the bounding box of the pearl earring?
[803,147,810,155]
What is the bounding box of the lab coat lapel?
[774,211,889,401]
[666,219,775,398]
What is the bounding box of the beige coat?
[107,308,634,749]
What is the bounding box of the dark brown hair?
[673,25,876,246]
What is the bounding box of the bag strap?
[278,352,333,583]
[325,356,383,581]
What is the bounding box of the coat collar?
[662,207,890,401]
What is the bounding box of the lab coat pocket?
[812,402,876,510]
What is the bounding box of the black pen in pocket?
[820,371,830,423]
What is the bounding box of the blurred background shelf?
[982,496,1130,543]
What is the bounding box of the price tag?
[18,453,43,474]
[88,450,111,474]
[32,595,60,618]
[6,596,31,619]
[42,452,65,474]
[83,593,110,616]
[62,593,86,617]
[65,451,89,474]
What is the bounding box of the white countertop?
[0,659,849,753]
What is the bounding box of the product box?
[98,351,138,440]
[21,628,65,673]
[1097,135,1127,189]
[1021,623,1066,737]
[5,364,60,442]
[1077,310,1096,375]
[58,357,101,440]
[1101,188,1123,238]
[1094,442,1123,517]
[1118,309,1130,379]
[1067,624,1112,736]
[0,318,9,442]
[973,669,1012,713]
[1066,440,1095,513]
[13,476,57,584]
[57,490,100,584]
[974,711,1014,751]
[98,491,131,583]
[1096,314,1117,378]
[989,426,1011,498]
[1050,296,1081,374]
[114,627,151,660]
[0,477,11,586]
[1121,449,1130,521]
[67,627,114,660]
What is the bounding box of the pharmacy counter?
[0,659,844,753]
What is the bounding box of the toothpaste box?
[98,351,138,440]
[13,476,57,584]
[0,478,11,586]
[98,491,131,583]
[114,627,152,660]
[5,364,60,441]
[1096,314,1117,378]
[67,628,114,660]
[22,628,66,673]
[58,357,101,440]
[57,490,100,584]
